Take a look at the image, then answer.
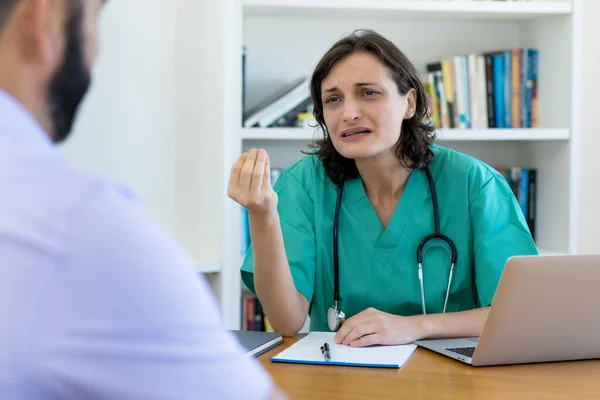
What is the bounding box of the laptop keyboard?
[446,347,476,358]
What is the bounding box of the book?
[230,330,284,358]
[270,332,417,369]
[495,166,537,240]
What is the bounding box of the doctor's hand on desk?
[228,148,278,217]
[335,307,490,347]
[334,307,425,347]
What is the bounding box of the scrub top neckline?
[344,168,428,249]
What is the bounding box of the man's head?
[0,0,106,143]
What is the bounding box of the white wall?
[60,0,229,264]
[58,0,177,231]
[171,0,241,326]
[174,0,227,263]
[56,0,238,324]
[577,0,600,253]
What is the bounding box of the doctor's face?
[321,52,416,161]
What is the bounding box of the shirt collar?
[0,88,55,160]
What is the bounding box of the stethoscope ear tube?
[333,182,344,304]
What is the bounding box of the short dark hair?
[307,29,436,186]
[0,0,19,33]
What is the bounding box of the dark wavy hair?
[307,29,436,186]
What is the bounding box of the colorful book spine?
[496,166,537,241]
[242,295,268,332]
[424,48,538,130]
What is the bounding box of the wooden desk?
[259,336,600,399]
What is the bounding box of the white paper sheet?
[270,332,417,368]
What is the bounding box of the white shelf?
[436,129,569,141]
[243,0,572,20]
[193,260,221,274]
[241,128,570,142]
[242,128,323,140]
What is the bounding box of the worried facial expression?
[321,52,415,160]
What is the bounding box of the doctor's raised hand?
[228,148,311,336]
[235,29,538,344]
[228,149,277,216]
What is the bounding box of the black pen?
[321,342,331,361]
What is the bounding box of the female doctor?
[228,30,538,347]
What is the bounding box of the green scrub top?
[241,144,538,331]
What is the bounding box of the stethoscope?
[327,167,458,332]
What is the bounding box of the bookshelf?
[217,0,582,330]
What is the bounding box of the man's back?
[0,0,288,397]
[0,91,275,399]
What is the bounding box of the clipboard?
[270,332,417,368]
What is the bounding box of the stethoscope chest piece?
[327,301,345,332]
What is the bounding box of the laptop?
[230,330,284,358]
[414,254,600,366]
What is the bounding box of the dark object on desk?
[230,330,284,357]
[320,342,331,361]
